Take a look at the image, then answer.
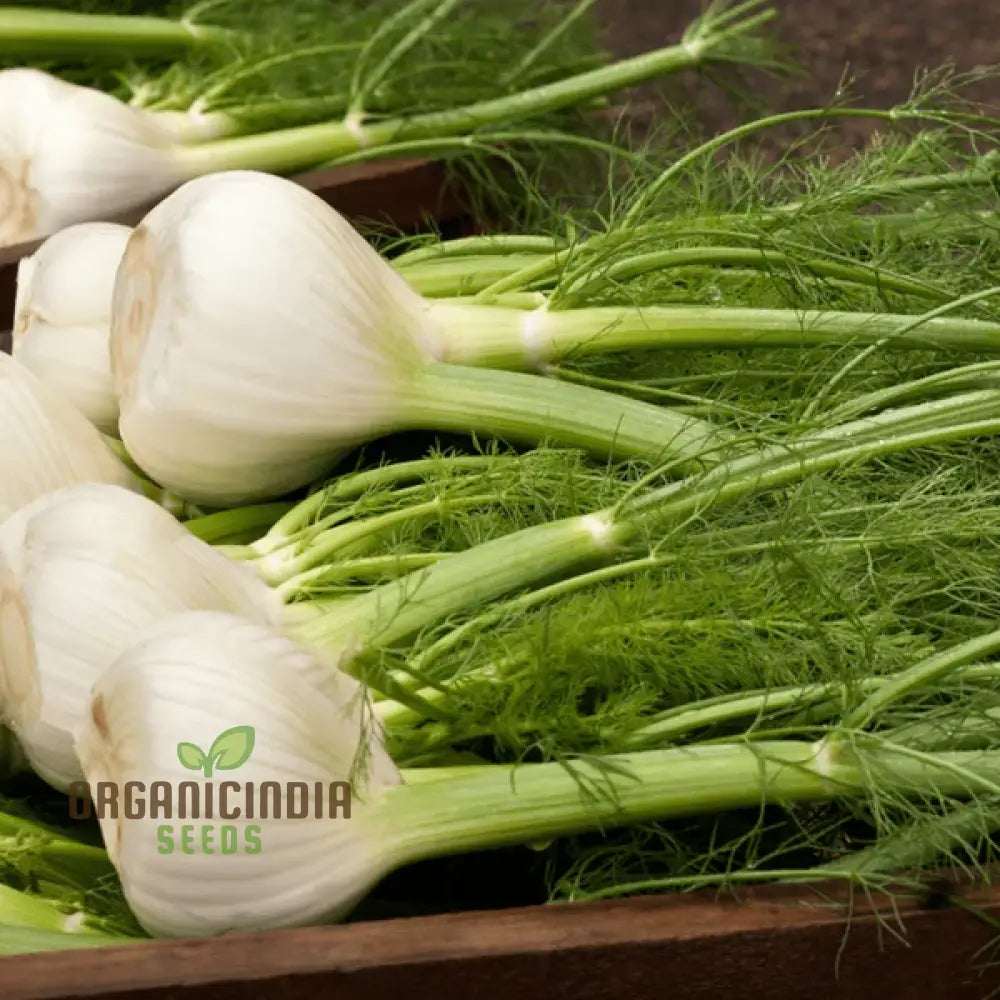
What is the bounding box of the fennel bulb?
[0,6,779,249]
[75,610,402,937]
[0,353,139,522]
[12,222,131,433]
[77,607,976,940]
[0,69,185,247]
[111,170,729,505]
[0,483,282,791]
[24,210,1000,461]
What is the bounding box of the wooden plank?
[0,157,472,353]
[2,880,999,1000]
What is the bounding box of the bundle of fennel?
[0,0,783,246]
[9,75,1000,956]
[11,400,1000,944]
[16,102,1000,502]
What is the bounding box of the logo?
[176,725,255,778]
[68,723,352,857]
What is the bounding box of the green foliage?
[5,0,606,122]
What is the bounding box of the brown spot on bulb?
[11,254,36,344]
[0,573,40,721]
[77,690,124,867]
[111,224,159,405]
[0,159,38,248]
[90,693,111,743]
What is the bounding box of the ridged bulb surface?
[112,170,437,505]
[13,222,132,433]
[0,69,185,246]
[0,484,283,790]
[75,610,402,937]
[0,354,139,523]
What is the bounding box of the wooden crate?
[0,158,474,354]
[2,878,1000,999]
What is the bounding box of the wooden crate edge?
[3,877,1000,1000]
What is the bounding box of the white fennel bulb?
[75,610,402,937]
[111,170,727,505]
[12,222,132,433]
[111,169,434,505]
[74,610,831,939]
[0,484,283,791]
[0,68,186,247]
[0,353,139,522]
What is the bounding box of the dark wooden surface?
[0,157,471,353]
[2,880,999,1000]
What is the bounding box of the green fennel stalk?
[0,6,233,57]
[204,448,647,594]
[169,2,778,175]
[423,301,1000,370]
[286,387,1000,682]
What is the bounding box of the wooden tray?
[0,157,473,354]
[2,878,999,1000]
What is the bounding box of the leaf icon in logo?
[177,742,207,772]
[175,727,255,777]
[208,725,255,772]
